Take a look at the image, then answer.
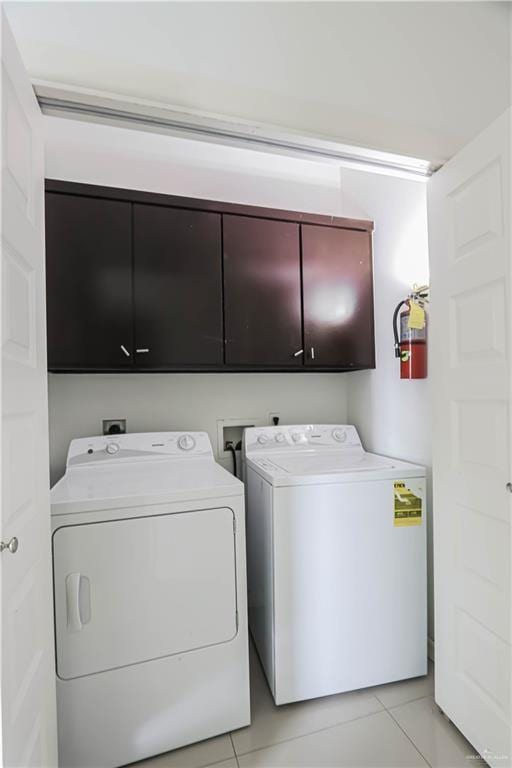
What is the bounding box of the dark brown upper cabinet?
[302,225,375,369]
[45,192,133,370]
[223,215,302,367]
[133,205,223,368]
[45,180,374,373]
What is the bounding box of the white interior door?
[1,13,57,767]
[428,108,511,767]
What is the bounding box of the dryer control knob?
[106,442,120,455]
[275,432,286,443]
[178,434,196,451]
[257,435,269,445]
[332,429,347,443]
[291,432,303,443]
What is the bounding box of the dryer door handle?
[66,573,91,632]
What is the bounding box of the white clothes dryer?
[51,432,250,768]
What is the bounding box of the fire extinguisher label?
[407,301,426,330]
[393,481,423,526]
[400,314,426,342]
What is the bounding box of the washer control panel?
[67,432,213,468]
[245,425,362,454]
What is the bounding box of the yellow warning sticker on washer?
[394,481,422,526]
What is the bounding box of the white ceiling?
[5,1,511,163]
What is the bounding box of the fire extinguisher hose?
[393,299,408,358]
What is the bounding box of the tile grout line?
[387,700,485,767]
[384,706,433,768]
[375,692,433,712]
[231,701,389,760]
[229,733,241,768]
[189,735,240,768]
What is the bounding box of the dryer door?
[53,507,237,679]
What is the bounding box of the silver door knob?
[506,482,512,493]
[1,537,19,554]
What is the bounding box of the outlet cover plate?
[269,412,281,426]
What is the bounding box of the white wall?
[44,116,432,640]
[48,374,348,486]
[341,168,432,640]
[43,115,343,214]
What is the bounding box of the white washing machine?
[51,432,250,768]
[244,424,427,705]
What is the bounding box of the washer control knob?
[291,432,303,443]
[178,434,196,451]
[257,434,269,445]
[332,429,347,443]
[275,432,286,443]
[106,442,120,455]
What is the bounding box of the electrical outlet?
[269,412,281,426]
[103,419,126,436]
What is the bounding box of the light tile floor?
[131,645,484,768]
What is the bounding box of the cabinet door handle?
[120,345,130,357]
[136,348,150,353]
[293,349,304,357]
[311,347,315,360]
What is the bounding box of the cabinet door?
[224,215,302,367]
[302,225,375,368]
[133,205,223,368]
[45,193,133,370]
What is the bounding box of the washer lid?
[51,459,243,516]
[248,451,425,486]
[272,451,397,474]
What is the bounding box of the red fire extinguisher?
[393,287,429,379]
